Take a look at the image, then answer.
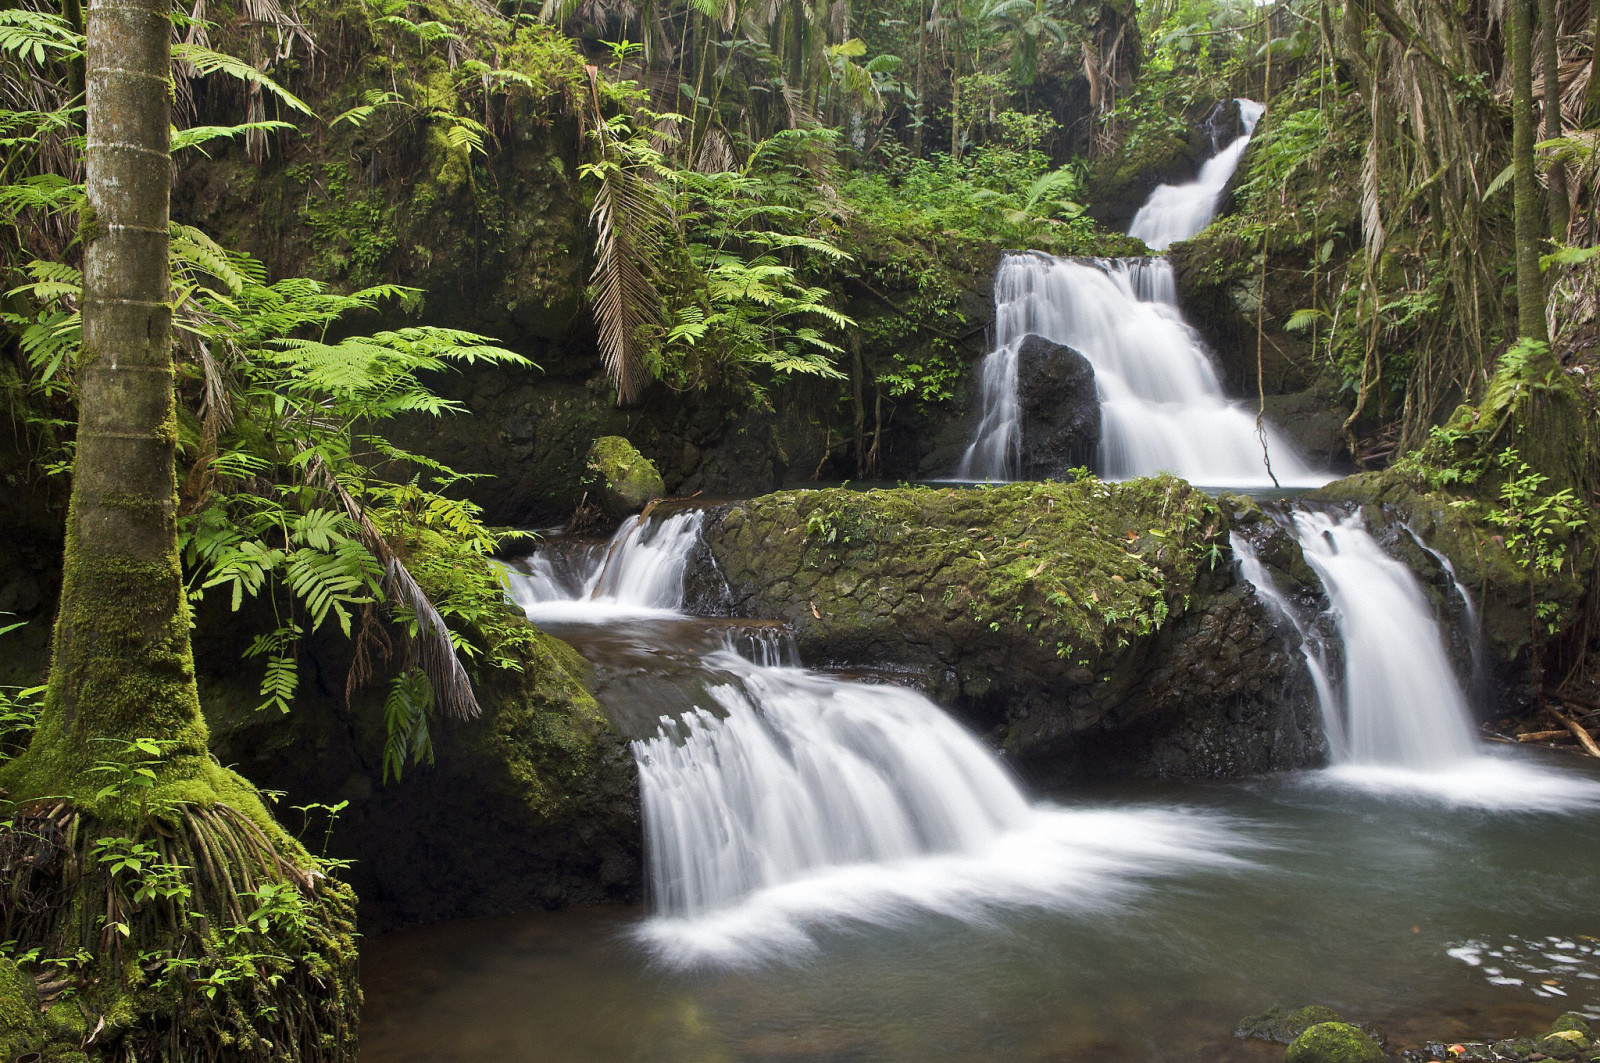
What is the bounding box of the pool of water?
[360,757,1600,1062]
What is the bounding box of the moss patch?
[0,955,44,1058]
[1285,1022,1386,1063]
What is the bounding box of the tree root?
[1,797,358,1061]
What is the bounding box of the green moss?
[587,436,665,517]
[723,476,1220,668]
[1285,1022,1386,1063]
[0,956,45,1058]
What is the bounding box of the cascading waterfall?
[1291,510,1482,766]
[1128,100,1265,250]
[502,509,705,620]
[957,255,1328,486]
[1239,508,1600,809]
[505,509,1253,966]
[957,100,1329,487]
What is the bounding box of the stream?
[362,762,1600,1062]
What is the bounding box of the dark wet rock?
[1015,335,1101,477]
[1286,1022,1386,1063]
[698,477,1322,783]
[587,436,664,518]
[199,601,641,931]
[1238,1005,1347,1045]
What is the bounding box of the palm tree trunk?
[1585,0,1600,125]
[1541,0,1569,238]
[25,0,211,778]
[1509,0,1549,343]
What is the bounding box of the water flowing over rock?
[1129,99,1265,251]
[501,497,1260,967]
[1234,504,1600,810]
[959,255,1328,486]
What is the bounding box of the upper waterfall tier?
[957,255,1329,487]
[1129,99,1265,250]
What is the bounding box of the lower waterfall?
[504,509,1254,966]
[1244,509,1600,810]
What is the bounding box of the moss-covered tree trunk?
[0,1,361,1056]
[21,0,209,787]
[1509,0,1548,343]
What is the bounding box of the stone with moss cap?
[1238,1005,1347,1044]
[587,436,664,518]
[1285,1022,1386,1063]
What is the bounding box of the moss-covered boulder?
[1285,1022,1386,1063]
[1238,1005,1347,1044]
[698,477,1322,782]
[0,956,44,1059]
[588,436,665,519]
[1534,1014,1595,1061]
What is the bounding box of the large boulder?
[1015,334,1100,477]
[699,478,1322,783]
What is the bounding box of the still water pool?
[362,758,1600,1063]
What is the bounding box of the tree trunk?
[1509,0,1548,343]
[1586,0,1600,126]
[1541,0,1569,238]
[912,0,928,157]
[22,0,211,782]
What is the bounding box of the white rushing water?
[957,255,1328,486]
[504,513,1254,967]
[502,510,704,621]
[1129,99,1265,251]
[1274,510,1600,809]
[957,99,1330,487]
[632,646,1253,967]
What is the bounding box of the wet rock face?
[697,478,1322,783]
[198,607,641,931]
[1015,335,1101,478]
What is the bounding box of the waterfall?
[957,99,1328,487]
[501,509,704,621]
[630,643,1252,966]
[957,255,1327,486]
[506,512,1253,967]
[1246,509,1600,809]
[1292,510,1481,767]
[1129,99,1265,251]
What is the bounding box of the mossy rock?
[587,436,665,519]
[1285,1022,1386,1063]
[1238,1004,1346,1044]
[0,956,44,1059]
[1536,1016,1595,1061]
[699,477,1322,782]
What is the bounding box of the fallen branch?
[1546,707,1600,759]
[1515,729,1571,742]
